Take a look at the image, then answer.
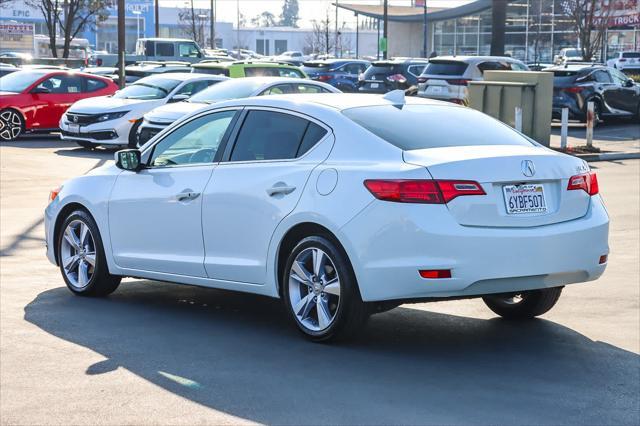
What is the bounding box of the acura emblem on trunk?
[521,160,536,177]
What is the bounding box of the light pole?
[210,0,216,49]
[382,0,388,60]
[335,0,339,57]
[117,0,125,88]
[155,0,160,36]
[198,13,208,46]
[132,10,142,40]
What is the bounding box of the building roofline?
[335,0,491,23]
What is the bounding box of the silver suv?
[417,56,529,104]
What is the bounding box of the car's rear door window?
[343,104,534,150]
[85,78,108,92]
[229,111,326,161]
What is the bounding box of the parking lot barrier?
[515,106,523,132]
[560,108,569,150]
[586,101,594,148]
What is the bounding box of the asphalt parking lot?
[1,132,639,425]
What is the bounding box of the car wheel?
[0,109,24,141]
[283,235,368,342]
[482,287,563,320]
[128,120,142,148]
[57,209,121,297]
[76,141,97,149]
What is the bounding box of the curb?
[574,152,640,162]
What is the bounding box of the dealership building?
[338,0,640,62]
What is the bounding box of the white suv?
[416,56,529,104]
[607,51,640,73]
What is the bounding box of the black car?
[358,58,428,93]
[547,64,640,123]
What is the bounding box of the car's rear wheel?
[283,236,368,342]
[58,210,121,297]
[0,109,24,141]
[482,287,563,320]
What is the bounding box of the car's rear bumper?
[341,196,609,302]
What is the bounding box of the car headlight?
[96,111,129,122]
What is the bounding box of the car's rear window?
[622,52,640,58]
[343,104,533,150]
[422,61,469,76]
[192,66,230,76]
[363,64,403,79]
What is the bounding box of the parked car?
[45,92,609,341]
[358,58,428,93]
[606,51,640,74]
[417,56,529,104]
[0,70,117,141]
[137,77,339,145]
[123,61,192,84]
[0,63,18,77]
[59,73,227,149]
[301,59,370,92]
[78,66,118,78]
[191,60,307,78]
[93,38,211,67]
[554,48,590,65]
[546,64,639,123]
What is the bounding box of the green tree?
[279,0,300,28]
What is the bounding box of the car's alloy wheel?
[288,247,341,332]
[60,219,96,289]
[0,109,23,141]
[283,236,368,341]
[58,210,121,296]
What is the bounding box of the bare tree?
[561,0,613,61]
[26,0,111,58]
[179,0,207,46]
[251,11,277,28]
[0,0,15,7]
[305,9,350,56]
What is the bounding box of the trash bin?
[468,71,553,146]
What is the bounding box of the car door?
[201,108,334,284]
[108,109,239,276]
[607,68,639,114]
[30,74,85,128]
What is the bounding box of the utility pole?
[355,13,359,58]
[382,0,388,59]
[236,0,240,51]
[155,0,159,36]
[117,0,125,88]
[422,0,428,57]
[210,0,216,49]
[335,0,339,58]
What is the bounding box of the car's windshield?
[188,79,264,103]
[422,61,469,76]
[0,70,48,93]
[113,77,181,100]
[343,104,534,150]
[563,49,581,58]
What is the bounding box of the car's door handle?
[266,185,296,196]
[175,191,200,201]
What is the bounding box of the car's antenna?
[383,89,405,105]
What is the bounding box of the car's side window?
[37,75,83,94]
[85,78,108,92]
[245,67,280,77]
[156,43,174,57]
[293,84,327,94]
[594,70,613,83]
[178,42,201,58]
[259,84,293,95]
[149,110,236,167]
[230,110,324,162]
[279,67,304,78]
[609,68,629,86]
[297,122,328,156]
[175,80,213,96]
[408,65,426,77]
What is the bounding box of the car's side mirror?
[31,86,51,94]
[625,79,635,87]
[115,149,142,172]
[169,94,189,103]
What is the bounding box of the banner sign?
[0,22,34,52]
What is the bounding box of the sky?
[165,0,474,28]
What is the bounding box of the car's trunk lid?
[404,145,592,228]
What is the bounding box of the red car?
[0,70,118,141]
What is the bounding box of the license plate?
[370,83,379,89]
[68,123,80,134]
[428,86,443,94]
[503,184,547,215]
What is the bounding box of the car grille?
[65,112,102,125]
[61,130,118,140]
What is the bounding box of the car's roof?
[372,58,428,65]
[544,64,605,72]
[304,59,369,64]
[194,60,300,69]
[431,55,522,63]
[212,92,455,112]
[135,72,212,81]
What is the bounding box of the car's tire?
[482,287,563,320]
[57,209,121,297]
[128,120,142,148]
[282,235,368,342]
[76,141,97,149]
[0,109,24,141]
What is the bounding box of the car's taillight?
[417,77,427,83]
[363,179,485,204]
[317,74,331,82]
[446,79,470,86]
[386,73,407,83]
[567,172,599,196]
[49,186,62,204]
[419,269,452,279]
[563,86,584,93]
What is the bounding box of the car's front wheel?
[0,109,24,141]
[482,287,563,320]
[283,236,368,342]
[57,209,121,296]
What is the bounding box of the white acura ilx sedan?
[45,92,609,341]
